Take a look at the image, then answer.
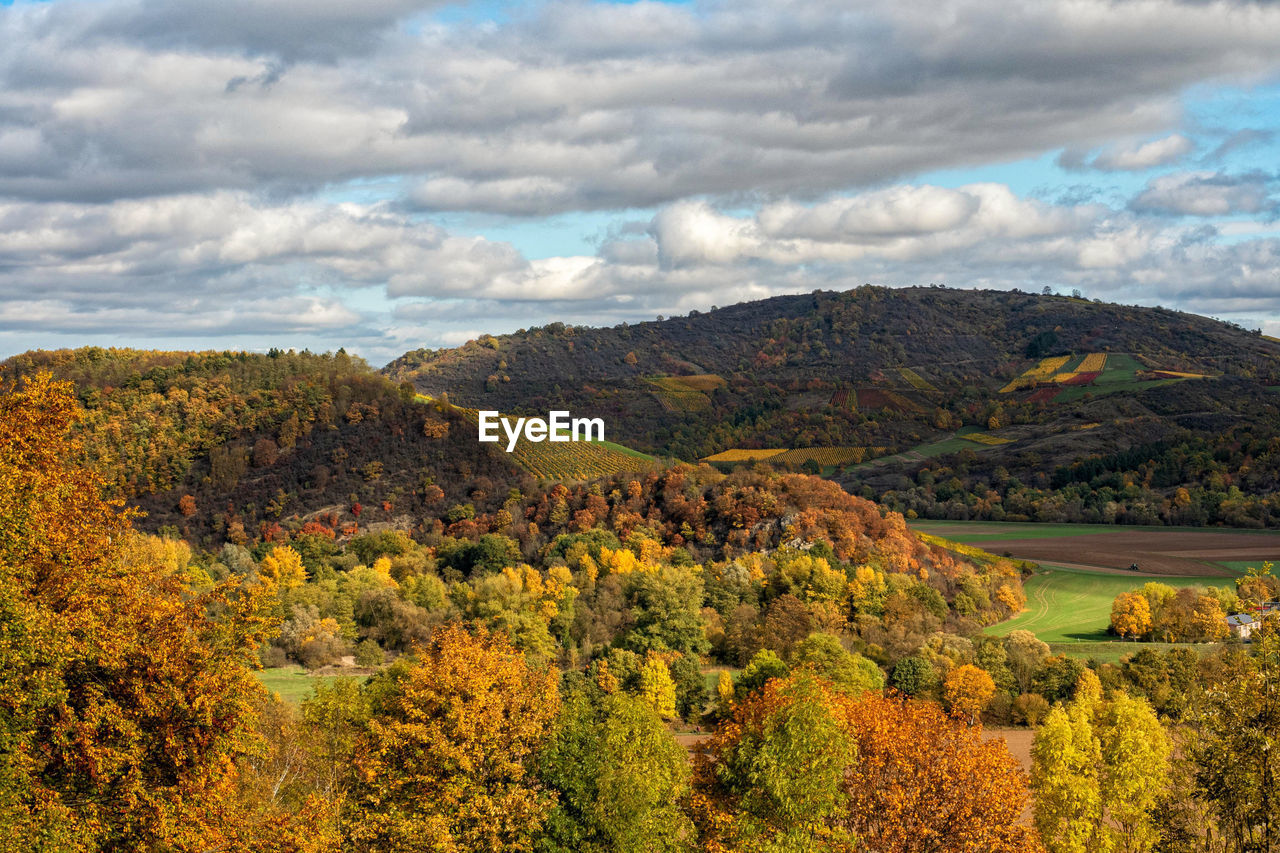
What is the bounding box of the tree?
[1032,703,1107,853]
[638,656,678,720]
[789,632,884,695]
[345,625,560,852]
[842,693,1041,853]
[622,565,710,656]
[1034,685,1172,853]
[1111,593,1152,640]
[0,372,287,850]
[261,544,307,591]
[692,673,857,852]
[735,649,790,695]
[1190,621,1280,850]
[538,685,692,853]
[945,664,996,725]
[889,655,937,697]
[1097,692,1171,853]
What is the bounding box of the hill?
[0,348,531,546]
[384,286,1280,527]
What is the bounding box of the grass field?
[987,563,1237,644]
[256,666,350,705]
[1046,641,1220,664]
[911,521,1143,542]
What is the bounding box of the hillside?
[385,286,1280,527]
[0,348,531,546]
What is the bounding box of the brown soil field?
[994,530,1280,576]
[984,727,1033,773]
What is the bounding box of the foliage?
[692,672,858,852]
[538,684,693,853]
[345,625,561,853]
[843,692,1042,853]
[0,372,289,850]
[944,664,997,725]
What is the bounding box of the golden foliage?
[345,625,560,853]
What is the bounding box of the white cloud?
[1064,134,1194,172]
[1130,171,1273,216]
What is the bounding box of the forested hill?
[386,286,1280,527]
[0,348,532,545]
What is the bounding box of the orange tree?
[0,372,290,850]
[944,663,997,725]
[842,693,1042,853]
[345,624,561,852]
[693,671,1040,853]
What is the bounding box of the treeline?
[878,421,1280,528]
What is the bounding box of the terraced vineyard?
[703,446,889,469]
[416,396,657,480]
[898,367,938,393]
[648,376,716,412]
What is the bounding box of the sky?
[1,0,1279,365]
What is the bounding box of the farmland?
[418,396,658,480]
[703,445,888,470]
[986,563,1237,644]
[914,519,1280,657]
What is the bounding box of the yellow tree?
[345,625,560,852]
[945,664,997,725]
[1098,693,1171,853]
[1110,593,1152,640]
[638,655,678,720]
[261,544,307,591]
[0,372,289,850]
[1032,703,1107,853]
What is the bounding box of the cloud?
[2,0,1279,209]
[1061,134,1194,172]
[1130,171,1274,216]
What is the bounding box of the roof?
[1226,613,1259,627]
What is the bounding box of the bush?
[1012,693,1050,727]
[355,638,384,668]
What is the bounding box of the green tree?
[622,565,710,656]
[692,672,857,851]
[789,632,883,695]
[538,685,692,853]
[889,655,937,697]
[736,649,790,695]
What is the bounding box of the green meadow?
[987,564,1237,644]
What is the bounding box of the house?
[1226,613,1260,641]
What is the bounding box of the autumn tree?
[790,632,884,695]
[945,663,997,725]
[1032,702,1106,853]
[0,372,285,850]
[1190,620,1280,850]
[1111,592,1153,640]
[692,673,858,852]
[842,693,1042,853]
[538,682,693,853]
[1033,684,1171,853]
[345,625,560,852]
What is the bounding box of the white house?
[1226,613,1260,641]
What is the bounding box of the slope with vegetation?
[386,286,1280,527]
